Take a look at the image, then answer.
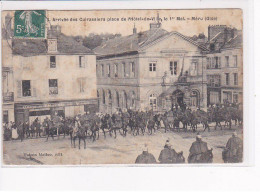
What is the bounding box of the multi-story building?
[2,14,15,123]
[205,25,242,105]
[95,20,209,113]
[3,23,98,125]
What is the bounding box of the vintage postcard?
[2,9,243,165]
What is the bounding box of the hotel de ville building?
[94,18,242,113]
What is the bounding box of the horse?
[108,115,127,139]
[121,114,130,137]
[188,149,213,163]
[100,114,112,139]
[90,116,101,142]
[173,151,186,163]
[153,113,162,130]
[147,116,156,135]
[136,115,146,136]
[72,120,87,149]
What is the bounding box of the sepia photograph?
[2,9,243,165]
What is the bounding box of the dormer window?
[48,39,57,52]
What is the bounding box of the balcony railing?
[3,92,14,102]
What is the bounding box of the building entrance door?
[172,90,184,107]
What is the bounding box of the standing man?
[188,135,213,163]
[19,122,25,142]
[222,132,243,163]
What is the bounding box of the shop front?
[14,99,97,125]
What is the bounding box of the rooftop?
[12,28,93,57]
[94,28,169,56]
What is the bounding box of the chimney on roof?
[133,23,137,34]
[150,12,162,30]
[47,25,61,39]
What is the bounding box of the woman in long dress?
[11,121,19,140]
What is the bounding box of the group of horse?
[47,105,242,149]
[161,106,243,133]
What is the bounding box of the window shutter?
[17,80,22,98]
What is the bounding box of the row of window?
[97,89,136,109]
[21,79,58,97]
[208,91,239,104]
[99,62,135,78]
[206,55,238,69]
[98,61,180,78]
[20,78,86,97]
[207,73,238,87]
[49,56,86,68]
[225,73,238,86]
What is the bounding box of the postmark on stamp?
[14,10,46,38]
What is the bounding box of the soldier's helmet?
[165,138,171,148]
[142,144,149,152]
[196,134,202,140]
[232,132,238,137]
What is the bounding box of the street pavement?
[2,124,243,165]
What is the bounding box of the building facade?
[2,14,15,123]
[3,23,98,125]
[95,21,208,113]
[205,25,243,105]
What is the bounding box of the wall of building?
[12,54,97,102]
[138,33,207,111]
[206,47,242,104]
[2,33,15,123]
[97,33,208,112]
[96,54,140,113]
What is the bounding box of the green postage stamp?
[14,10,46,38]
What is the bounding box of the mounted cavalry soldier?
[135,144,157,164]
[222,132,243,163]
[188,135,213,163]
[208,105,214,122]
[112,111,122,128]
[72,116,81,138]
[42,117,50,136]
[158,139,185,164]
[46,120,56,141]
[35,117,41,138]
[22,121,29,140]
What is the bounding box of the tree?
[82,33,122,49]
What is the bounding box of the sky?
[2,9,242,37]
